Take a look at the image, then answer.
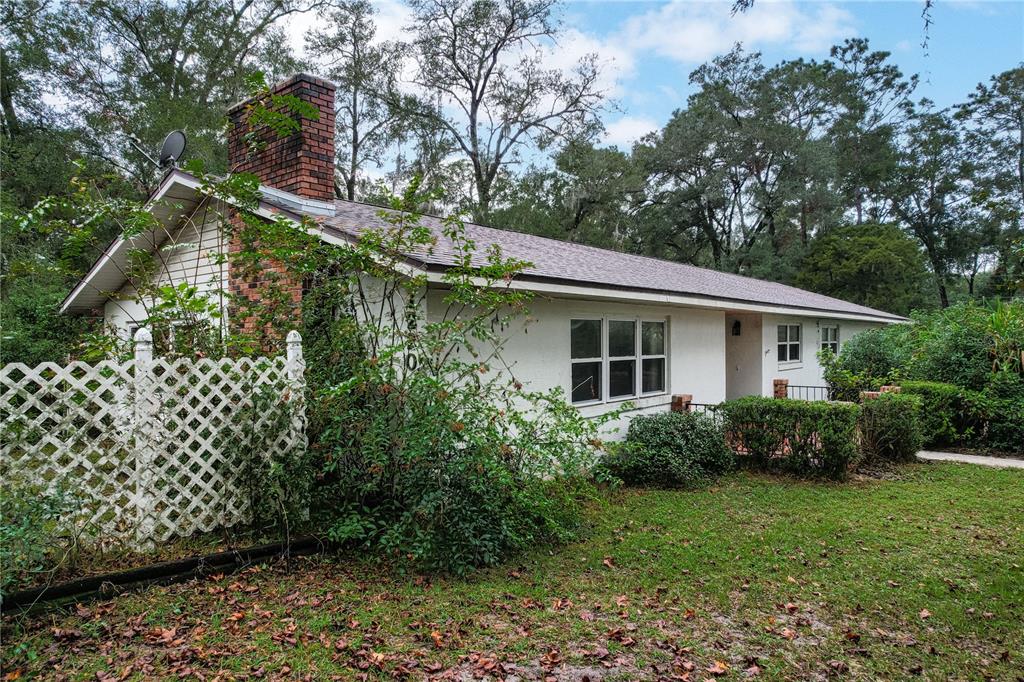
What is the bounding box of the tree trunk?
[0,48,20,138]
[937,278,949,308]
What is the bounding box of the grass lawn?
[3,462,1022,680]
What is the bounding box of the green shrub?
[903,303,1018,391]
[299,191,616,575]
[827,325,912,380]
[722,397,862,481]
[604,411,733,488]
[899,381,970,448]
[965,373,1024,454]
[1,480,72,597]
[820,349,883,402]
[858,393,924,462]
[314,379,603,574]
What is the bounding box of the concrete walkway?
[917,450,1024,469]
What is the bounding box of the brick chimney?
[227,73,336,202]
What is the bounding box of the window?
[777,324,801,363]
[820,325,839,354]
[570,317,667,404]
[608,320,636,399]
[641,321,666,394]
[571,319,602,403]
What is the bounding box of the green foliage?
[303,188,613,575]
[0,479,73,596]
[858,393,924,462]
[899,381,971,448]
[901,303,1012,391]
[603,411,734,488]
[227,378,313,540]
[825,325,912,379]
[0,276,89,365]
[797,224,931,316]
[830,301,1024,452]
[965,371,1024,453]
[722,397,862,481]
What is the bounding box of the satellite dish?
[158,130,187,168]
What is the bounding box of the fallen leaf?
[919,609,931,620]
[707,660,730,676]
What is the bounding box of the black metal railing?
[785,384,833,401]
[687,402,725,424]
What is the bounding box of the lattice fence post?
[285,330,308,520]
[132,327,158,550]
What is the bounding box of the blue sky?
[550,0,1024,146]
[290,0,1023,149]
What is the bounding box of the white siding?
[425,290,727,440]
[103,201,227,337]
[760,314,882,395]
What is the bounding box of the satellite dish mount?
[159,130,187,168]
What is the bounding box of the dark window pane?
[790,325,801,342]
[789,343,800,361]
[641,321,665,356]
[777,344,787,362]
[609,359,636,397]
[777,325,787,343]
[571,361,601,402]
[608,320,635,357]
[642,357,665,393]
[571,319,601,359]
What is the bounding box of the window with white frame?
[777,324,801,363]
[570,319,603,403]
[570,318,667,404]
[820,325,839,354]
[641,321,666,394]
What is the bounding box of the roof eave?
[422,266,906,324]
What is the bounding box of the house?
[61,74,904,436]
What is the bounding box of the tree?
[634,47,846,278]
[887,106,973,308]
[956,66,1024,295]
[796,223,931,316]
[489,141,642,247]
[306,0,409,201]
[401,0,605,220]
[829,39,916,224]
[47,0,321,188]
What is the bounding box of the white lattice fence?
[0,330,306,547]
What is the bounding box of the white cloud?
[282,0,412,60]
[620,0,856,64]
[542,27,636,97]
[602,116,659,147]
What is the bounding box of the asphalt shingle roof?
[317,200,904,322]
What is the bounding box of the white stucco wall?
[725,312,763,400]
[425,289,727,440]
[103,202,227,338]
[759,314,882,395]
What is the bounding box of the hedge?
[899,381,971,448]
[604,411,734,488]
[858,393,924,463]
[722,396,861,481]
